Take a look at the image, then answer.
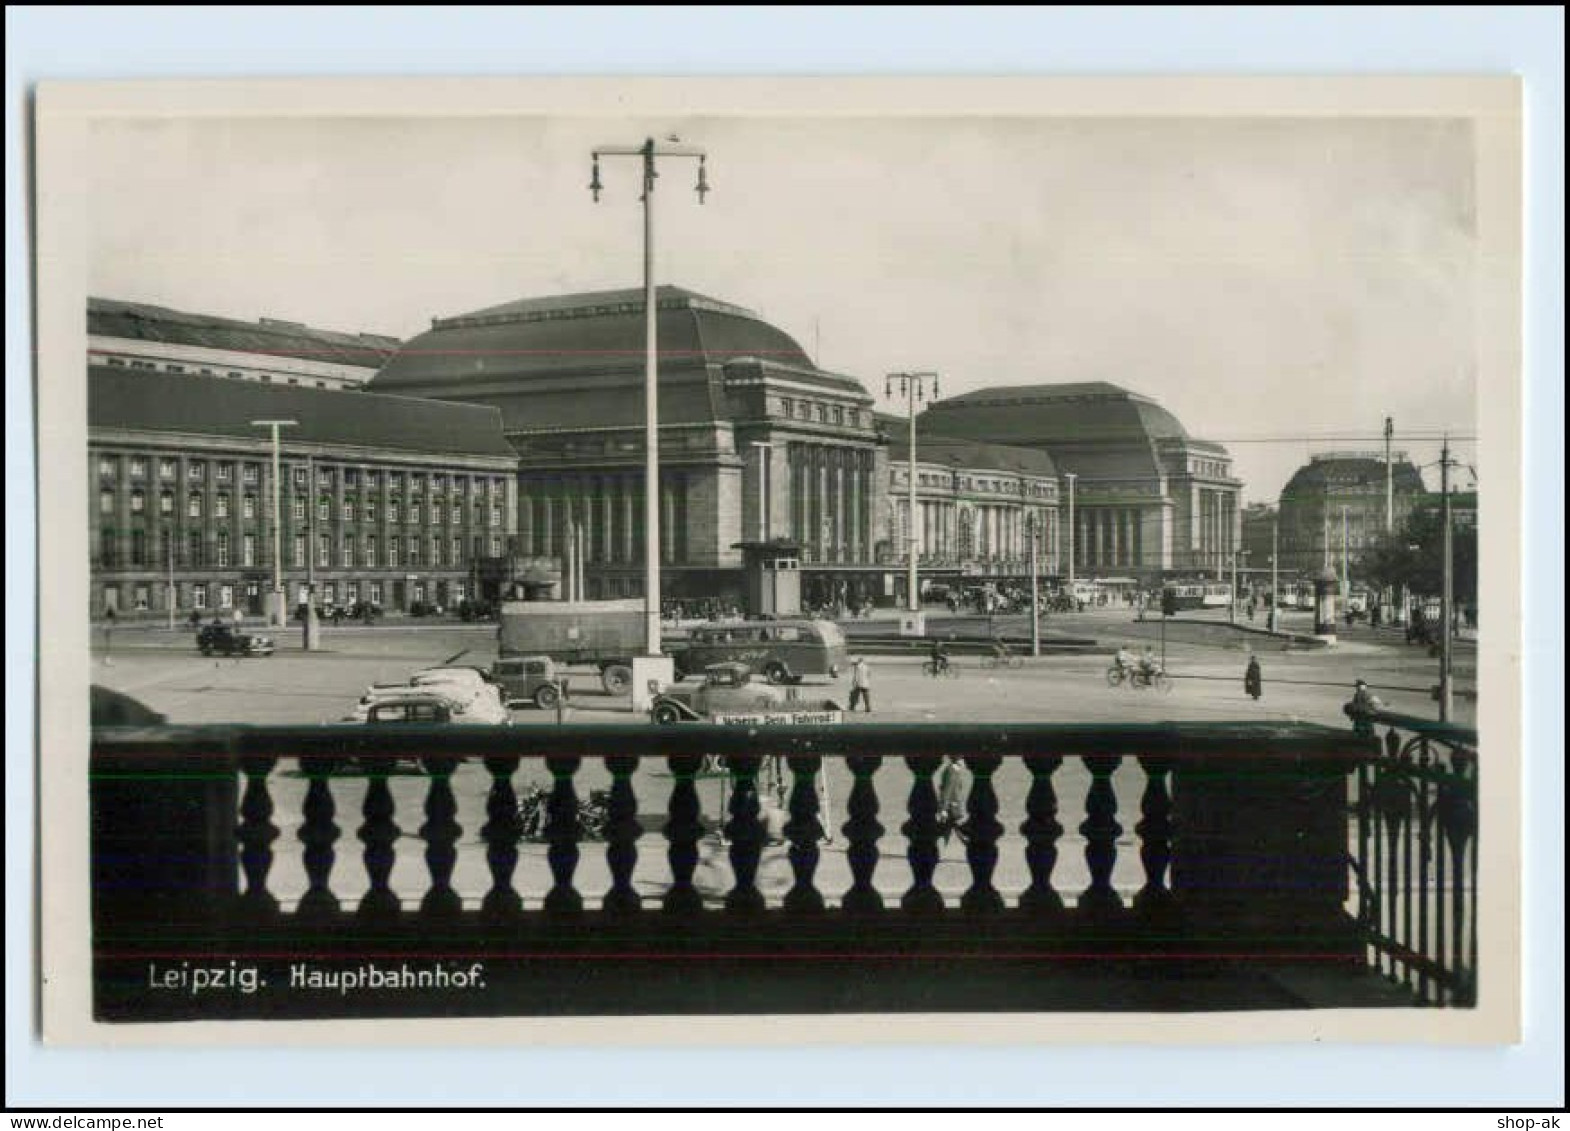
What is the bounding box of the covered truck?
[497,599,652,694]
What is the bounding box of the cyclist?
[1113,645,1136,678]
[1138,647,1160,685]
[989,636,1013,664]
[928,637,951,676]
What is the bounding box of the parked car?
[649,662,844,724]
[363,695,457,725]
[345,682,509,725]
[196,622,275,657]
[488,656,571,710]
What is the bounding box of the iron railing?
[1346,706,1479,1006]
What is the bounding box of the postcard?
[33,75,1522,1046]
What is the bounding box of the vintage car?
[488,655,571,710]
[195,622,275,657]
[649,662,844,725]
[363,695,457,725]
[345,681,510,725]
[407,666,507,709]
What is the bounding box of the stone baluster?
[543,754,583,914]
[1078,754,1125,918]
[840,754,884,913]
[602,754,643,915]
[663,754,705,914]
[356,763,401,922]
[723,754,767,914]
[900,755,944,914]
[295,757,341,920]
[236,755,280,918]
[480,754,523,918]
[783,754,826,914]
[960,753,1005,913]
[1018,754,1065,916]
[1133,754,1175,919]
[418,756,463,918]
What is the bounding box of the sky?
[87,112,1482,504]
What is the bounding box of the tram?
[1161,581,1233,611]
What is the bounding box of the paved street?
[91,609,1475,912]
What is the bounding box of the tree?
[1357,504,1477,605]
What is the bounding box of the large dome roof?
[921,382,1194,447]
[371,285,814,394]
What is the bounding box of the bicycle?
[922,658,961,679]
[1106,664,1173,694]
[981,648,1024,669]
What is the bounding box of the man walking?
[848,655,873,713]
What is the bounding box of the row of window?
[99,529,505,570]
[778,397,861,429]
[96,455,507,499]
[105,356,335,388]
[108,578,469,614]
[101,489,505,526]
[905,469,1055,497]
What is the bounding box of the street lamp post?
[303,453,320,650]
[1439,437,1454,722]
[1269,520,1279,633]
[1341,503,1351,614]
[1065,472,1078,595]
[1028,512,1041,657]
[590,137,709,658]
[250,419,297,628]
[885,371,940,615]
[165,528,176,631]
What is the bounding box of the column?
[621,477,635,563]
[849,455,862,561]
[660,480,675,566]
[834,451,847,563]
[600,482,614,565]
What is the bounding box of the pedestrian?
[937,756,972,846]
[1244,654,1262,700]
[848,656,873,713]
[231,605,244,629]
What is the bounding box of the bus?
[672,618,848,685]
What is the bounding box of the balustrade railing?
[1346,707,1479,1007]
[88,716,1477,1019]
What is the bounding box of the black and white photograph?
[33,75,1523,1044]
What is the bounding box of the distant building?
[1275,452,1426,577]
[89,297,400,391]
[918,382,1241,583]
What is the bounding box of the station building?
[881,425,1063,602]
[918,382,1242,585]
[370,286,891,611]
